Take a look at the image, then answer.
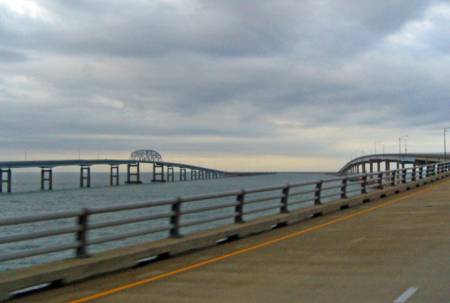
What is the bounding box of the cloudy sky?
[0,0,449,171]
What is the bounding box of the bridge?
[0,150,233,193]
[0,160,449,302]
[339,153,446,175]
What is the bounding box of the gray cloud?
[1,0,449,168]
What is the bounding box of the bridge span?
[0,158,231,193]
[339,153,446,175]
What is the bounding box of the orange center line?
[69,181,443,303]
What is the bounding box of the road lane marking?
[68,181,445,303]
[394,287,418,303]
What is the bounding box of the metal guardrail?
[0,162,449,265]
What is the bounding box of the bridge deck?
[12,179,450,303]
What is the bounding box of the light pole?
[398,135,408,155]
[445,128,450,161]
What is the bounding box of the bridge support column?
[386,161,390,171]
[110,165,119,186]
[179,168,187,181]
[152,163,165,182]
[377,161,381,172]
[41,168,53,191]
[80,166,91,188]
[361,163,366,174]
[167,167,174,182]
[0,168,12,193]
[369,162,374,173]
[126,163,141,184]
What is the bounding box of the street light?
[398,135,408,155]
[445,128,450,161]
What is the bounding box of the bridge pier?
[167,167,175,182]
[80,166,91,188]
[369,162,374,173]
[377,161,381,172]
[126,163,141,184]
[179,168,187,181]
[40,168,53,191]
[152,163,165,182]
[361,163,366,174]
[110,165,119,186]
[0,168,12,193]
[386,161,390,171]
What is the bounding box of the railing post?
[411,166,417,181]
[170,198,182,238]
[235,190,245,223]
[377,172,384,189]
[361,175,368,194]
[280,184,290,213]
[419,166,424,179]
[314,181,323,205]
[340,178,348,199]
[76,208,89,258]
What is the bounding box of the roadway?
[11,179,450,303]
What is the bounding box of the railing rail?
[1,162,449,265]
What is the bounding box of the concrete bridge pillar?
[126,163,141,184]
[377,161,381,172]
[110,165,119,186]
[167,167,174,182]
[40,168,53,191]
[369,162,374,173]
[80,166,91,188]
[0,168,12,193]
[179,168,187,181]
[386,161,390,171]
[361,163,366,174]
[152,163,165,182]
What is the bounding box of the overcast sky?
[1,0,449,171]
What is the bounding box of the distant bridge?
[0,150,233,193]
[339,153,446,174]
